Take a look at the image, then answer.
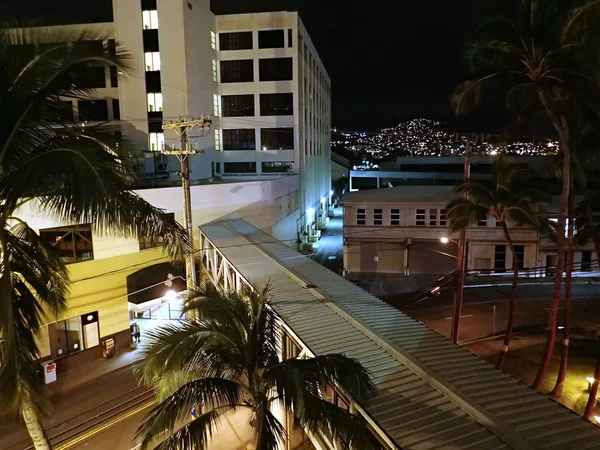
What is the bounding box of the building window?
[109,66,118,87]
[260,93,293,116]
[220,60,254,83]
[214,129,221,150]
[357,208,366,225]
[477,218,487,227]
[374,208,383,226]
[112,99,120,120]
[145,52,161,71]
[48,312,99,359]
[260,128,294,150]
[429,209,438,226]
[223,162,256,173]
[259,58,293,81]
[142,10,159,30]
[222,94,254,117]
[210,30,217,49]
[147,92,163,112]
[288,29,293,47]
[391,209,400,226]
[77,100,108,122]
[581,250,592,271]
[258,29,285,48]
[440,209,446,227]
[139,213,175,250]
[154,153,167,172]
[494,245,506,271]
[212,59,218,82]
[223,129,256,150]
[416,209,426,226]
[261,161,293,173]
[514,245,525,269]
[219,32,253,50]
[213,94,220,116]
[39,225,94,264]
[149,132,165,151]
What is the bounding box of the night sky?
[2,0,498,131]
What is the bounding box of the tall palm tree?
[451,0,600,390]
[446,155,547,369]
[134,285,382,450]
[0,24,189,449]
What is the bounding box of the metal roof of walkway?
[199,220,600,450]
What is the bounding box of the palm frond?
[136,377,245,449]
[141,409,222,450]
[445,198,487,233]
[253,398,286,450]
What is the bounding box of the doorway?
[546,254,557,277]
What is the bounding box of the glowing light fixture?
[440,237,449,244]
[165,290,178,301]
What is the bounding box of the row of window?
[219,128,294,151]
[220,58,293,83]
[219,29,293,51]
[215,161,294,174]
[216,93,293,117]
[355,208,447,227]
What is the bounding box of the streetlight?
[441,235,467,343]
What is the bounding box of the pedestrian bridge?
[199,220,600,450]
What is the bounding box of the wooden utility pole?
[451,139,470,343]
[162,117,211,292]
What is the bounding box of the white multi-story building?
[340,186,597,278]
[8,1,331,372]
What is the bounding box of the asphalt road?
[394,283,600,343]
[311,211,343,274]
[0,368,152,450]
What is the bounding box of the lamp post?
[440,235,467,343]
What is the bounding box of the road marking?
[445,315,474,320]
[55,400,156,450]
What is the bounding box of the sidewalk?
[46,344,143,396]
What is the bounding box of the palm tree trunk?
[497,221,519,369]
[575,170,600,420]
[0,233,52,450]
[21,393,51,450]
[550,181,575,399]
[533,98,570,391]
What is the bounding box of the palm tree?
[446,155,547,369]
[0,24,189,449]
[451,0,600,390]
[134,285,382,450]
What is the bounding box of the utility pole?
[162,117,211,293]
[451,139,470,343]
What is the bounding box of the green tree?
[451,0,600,390]
[0,25,189,449]
[446,155,547,368]
[134,285,382,450]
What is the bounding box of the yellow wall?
[38,247,173,357]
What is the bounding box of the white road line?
[445,315,474,320]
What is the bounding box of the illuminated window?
[211,31,216,50]
[213,94,220,116]
[212,59,218,82]
[145,52,161,71]
[214,129,220,150]
[149,132,164,151]
[142,10,159,30]
[147,93,163,112]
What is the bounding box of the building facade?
[8,1,331,372]
[340,186,597,278]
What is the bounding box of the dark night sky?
[2,0,498,131]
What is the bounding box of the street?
[311,208,343,274]
[394,283,600,342]
[0,368,152,450]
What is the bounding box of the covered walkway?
[199,219,600,450]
